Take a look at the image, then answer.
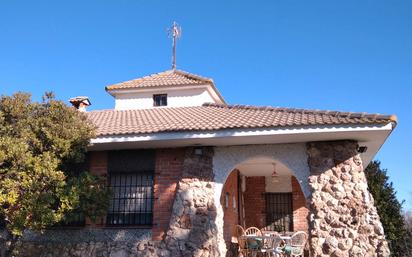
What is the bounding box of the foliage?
[365,160,408,257]
[403,211,412,256]
[0,92,110,239]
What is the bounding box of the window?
[153,94,167,107]
[232,196,237,210]
[265,193,293,232]
[107,173,153,226]
[225,192,230,209]
[106,150,155,226]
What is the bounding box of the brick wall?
[89,151,108,176]
[87,149,186,236]
[152,148,185,241]
[221,170,239,243]
[243,176,266,228]
[86,151,108,226]
[291,176,308,232]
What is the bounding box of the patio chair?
[283,231,307,257]
[245,227,262,236]
[260,232,285,257]
[244,227,263,256]
[235,225,249,257]
[235,225,246,238]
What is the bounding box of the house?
[17,68,395,257]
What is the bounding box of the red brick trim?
[152,148,185,241]
[243,176,266,228]
[291,176,309,232]
[87,151,108,227]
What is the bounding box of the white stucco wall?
[212,143,311,255]
[213,143,311,196]
[114,87,216,110]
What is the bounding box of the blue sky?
[1,1,411,209]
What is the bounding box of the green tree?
[0,92,110,257]
[404,211,412,256]
[365,160,408,257]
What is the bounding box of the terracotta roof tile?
[105,69,213,91]
[86,103,396,137]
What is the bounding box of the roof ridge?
[173,69,214,83]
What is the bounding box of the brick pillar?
[243,176,266,228]
[292,176,309,232]
[152,148,185,241]
[306,140,390,257]
[162,147,221,256]
[87,151,108,226]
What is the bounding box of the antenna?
[167,21,182,70]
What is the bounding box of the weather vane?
[167,21,182,70]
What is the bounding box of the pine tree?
[365,160,409,257]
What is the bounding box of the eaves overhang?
[88,122,395,168]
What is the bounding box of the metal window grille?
[153,94,167,107]
[106,172,154,226]
[265,193,293,232]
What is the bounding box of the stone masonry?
[161,146,221,256]
[306,140,390,257]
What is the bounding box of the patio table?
[240,235,284,257]
[262,231,292,241]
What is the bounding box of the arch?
[213,144,311,197]
[212,143,311,256]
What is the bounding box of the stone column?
[306,140,390,257]
[163,147,221,257]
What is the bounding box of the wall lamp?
[357,146,368,153]
[194,147,203,155]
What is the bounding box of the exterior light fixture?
[271,163,279,183]
[194,147,203,155]
[357,146,368,153]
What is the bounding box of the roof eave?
[89,122,394,167]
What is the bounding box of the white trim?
[90,123,393,144]
[108,83,225,104]
[108,84,209,95]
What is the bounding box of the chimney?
[69,96,91,112]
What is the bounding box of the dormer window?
[153,94,167,107]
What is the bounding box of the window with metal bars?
[106,173,154,226]
[106,150,155,226]
[265,193,293,232]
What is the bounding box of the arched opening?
[220,156,309,254]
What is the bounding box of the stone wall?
[306,140,390,257]
[11,229,155,257]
